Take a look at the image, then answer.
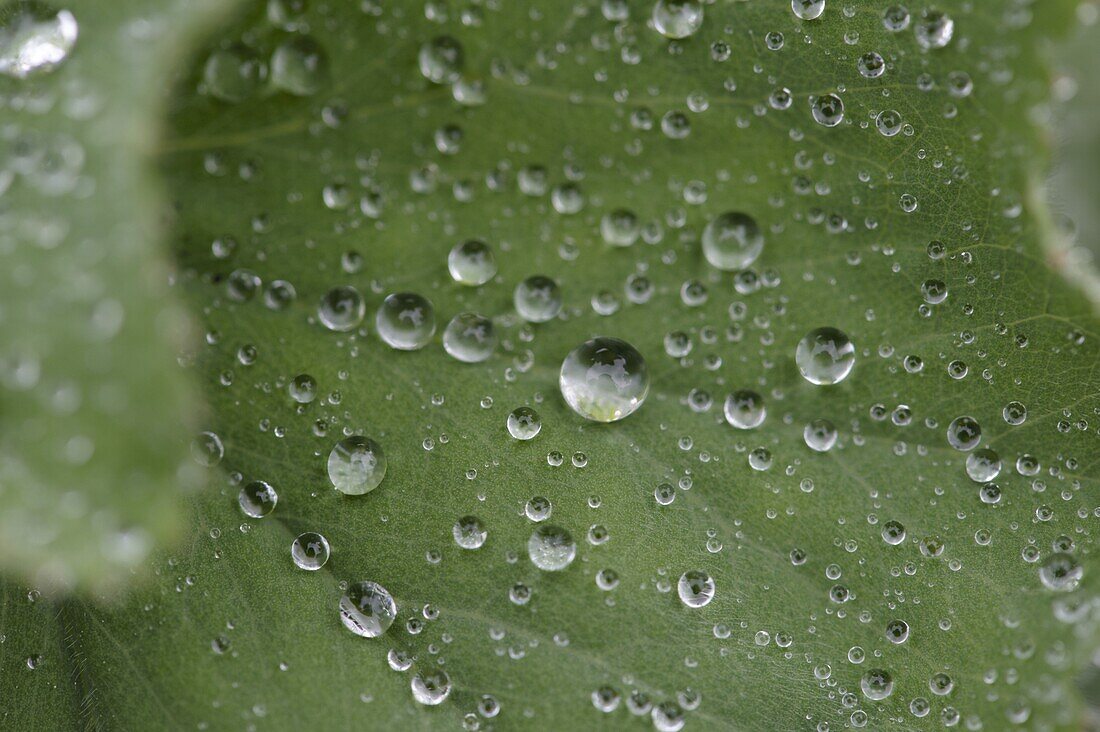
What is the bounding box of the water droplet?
[411,669,452,705]
[204,45,266,102]
[0,2,77,78]
[677,570,715,608]
[507,406,542,440]
[702,211,764,271]
[417,28,466,81]
[881,520,906,545]
[876,109,903,137]
[442,312,495,363]
[652,0,703,40]
[524,496,552,522]
[191,431,224,467]
[914,8,953,50]
[527,525,576,571]
[858,51,885,78]
[339,581,396,638]
[447,240,496,286]
[811,94,845,127]
[452,515,487,549]
[270,35,327,95]
[238,480,277,518]
[289,373,317,404]
[885,619,909,644]
[600,208,640,247]
[318,286,365,332]
[796,327,855,385]
[514,275,562,323]
[946,416,981,451]
[1002,400,1027,425]
[560,337,650,422]
[1039,553,1082,591]
[803,419,837,452]
[791,0,825,21]
[291,532,330,570]
[723,390,766,429]
[327,436,387,495]
[861,669,894,700]
[376,293,436,350]
[965,448,1001,483]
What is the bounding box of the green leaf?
[0,0,232,594]
[8,0,1100,729]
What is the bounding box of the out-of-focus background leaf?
[0,0,234,595]
[2,0,1100,730]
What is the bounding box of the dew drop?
[701,211,764,271]
[677,570,714,608]
[290,532,330,571]
[796,327,855,385]
[527,525,576,571]
[376,293,436,350]
[339,581,396,638]
[559,337,649,422]
[652,0,703,40]
[327,436,387,495]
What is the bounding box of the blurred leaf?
[0,0,232,594]
[7,0,1100,729]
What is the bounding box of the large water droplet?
[327,436,387,495]
[442,312,495,363]
[339,581,396,638]
[452,515,487,549]
[418,36,463,84]
[376,292,436,350]
[507,406,542,440]
[527,525,576,571]
[317,285,365,332]
[723,390,766,429]
[270,35,327,95]
[514,275,562,323]
[447,239,496,286]
[238,480,277,518]
[652,0,703,40]
[946,416,981,451]
[677,570,715,608]
[811,93,845,127]
[795,327,855,385]
[0,2,77,79]
[914,8,953,49]
[559,337,649,422]
[791,0,825,21]
[860,669,894,700]
[411,669,452,705]
[291,532,330,571]
[1039,553,1082,591]
[702,211,764,271]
